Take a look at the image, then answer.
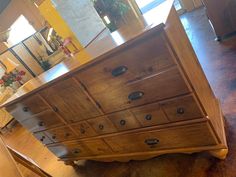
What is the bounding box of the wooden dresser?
[1,1,228,165]
[202,0,236,40]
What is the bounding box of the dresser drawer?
[76,33,175,95]
[70,121,97,138]
[87,116,117,135]
[131,102,169,127]
[48,139,112,158]
[104,122,217,153]
[91,67,190,113]
[160,95,204,122]
[34,132,53,145]
[6,95,49,121]
[48,142,90,158]
[108,110,141,131]
[19,110,65,132]
[44,126,77,143]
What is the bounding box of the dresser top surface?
[1,0,173,108]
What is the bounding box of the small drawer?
[131,102,169,127]
[108,111,141,131]
[83,139,113,155]
[87,116,117,134]
[76,33,175,95]
[160,95,204,122]
[70,121,97,138]
[19,110,65,132]
[6,95,49,122]
[34,132,53,145]
[104,122,217,153]
[47,142,90,158]
[88,67,190,113]
[45,126,77,143]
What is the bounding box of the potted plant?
[92,0,130,32]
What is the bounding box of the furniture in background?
[0,135,51,177]
[202,0,236,41]
[2,1,227,165]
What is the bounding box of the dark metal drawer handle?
[52,135,56,139]
[65,133,71,137]
[23,107,29,112]
[120,119,126,126]
[80,129,86,134]
[52,106,58,112]
[38,121,45,127]
[72,149,80,154]
[128,91,144,101]
[145,114,152,121]
[111,66,128,77]
[145,139,159,146]
[177,107,185,115]
[98,124,104,130]
[40,136,45,142]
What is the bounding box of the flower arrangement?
[0,70,26,88]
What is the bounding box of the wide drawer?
[6,94,50,122]
[19,110,65,132]
[104,122,217,153]
[48,139,112,158]
[76,33,175,95]
[91,67,190,113]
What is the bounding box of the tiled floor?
[3,7,236,177]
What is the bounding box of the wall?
[0,0,45,32]
[39,0,83,50]
[51,0,107,47]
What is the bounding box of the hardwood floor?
[2,7,236,177]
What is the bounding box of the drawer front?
[87,116,117,134]
[48,142,90,158]
[104,122,217,153]
[108,110,141,131]
[83,139,113,155]
[20,110,65,132]
[131,102,169,127]
[48,139,112,158]
[76,33,175,94]
[6,95,49,121]
[40,78,102,123]
[44,126,77,143]
[160,95,204,122]
[70,121,97,138]
[34,132,53,145]
[92,67,190,113]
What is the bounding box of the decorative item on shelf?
[60,37,79,57]
[0,29,11,43]
[0,58,27,91]
[92,0,130,32]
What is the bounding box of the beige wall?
[0,0,45,32]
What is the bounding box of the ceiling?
[0,0,11,14]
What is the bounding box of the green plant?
[92,0,130,31]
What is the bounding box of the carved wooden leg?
[208,149,228,160]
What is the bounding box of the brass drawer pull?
[111,66,128,77]
[177,107,185,115]
[38,121,45,127]
[98,124,104,130]
[145,114,152,121]
[23,107,29,112]
[145,139,159,146]
[120,119,126,126]
[128,91,144,101]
